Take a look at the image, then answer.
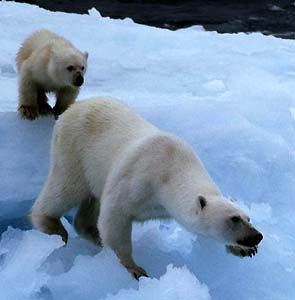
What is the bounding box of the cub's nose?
[74,74,84,87]
[238,232,263,247]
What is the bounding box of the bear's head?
[194,195,263,249]
[49,49,88,88]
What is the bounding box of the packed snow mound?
[0,227,64,300]
[0,223,210,300]
[1,2,295,300]
[103,265,211,300]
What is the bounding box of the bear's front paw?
[18,105,39,120]
[226,245,258,258]
[126,265,148,280]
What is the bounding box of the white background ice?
[0,2,295,299]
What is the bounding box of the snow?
[0,1,295,299]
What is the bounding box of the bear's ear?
[84,51,89,60]
[197,195,207,210]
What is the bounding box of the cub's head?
[49,49,88,88]
[194,195,263,250]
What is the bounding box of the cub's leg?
[18,60,39,120]
[53,87,79,117]
[74,196,101,245]
[37,90,53,116]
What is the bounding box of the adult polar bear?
[17,30,88,120]
[30,97,263,279]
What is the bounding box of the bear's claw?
[248,246,258,258]
[226,245,259,258]
[126,265,148,280]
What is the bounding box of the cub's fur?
[17,30,88,120]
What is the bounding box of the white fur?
[30,97,261,277]
[17,30,88,119]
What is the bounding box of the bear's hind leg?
[30,184,72,244]
[29,214,68,243]
[74,196,101,245]
[30,164,88,243]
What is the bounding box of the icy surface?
[0,2,295,300]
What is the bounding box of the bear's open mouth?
[226,244,258,258]
[237,239,256,247]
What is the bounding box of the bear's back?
[51,98,159,192]
[59,97,155,136]
[54,97,158,161]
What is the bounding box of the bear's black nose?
[255,233,263,244]
[74,75,84,87]
[237,233,263,247]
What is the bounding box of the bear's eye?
[67,66,74,72]
[231,216,240,223]
[81,66,85,71]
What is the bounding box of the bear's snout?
[237,232,263,247]
[73,74,84,87]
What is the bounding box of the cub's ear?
[197,195,207,210]
[50,48,59,61]
[84,51,89,59]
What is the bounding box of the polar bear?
[16,30,88,120]
[30,97,263,279]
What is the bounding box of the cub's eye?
[67,66,74,72]
[231,216,240,223]
[81,66,85,71]
[198,195,207,210]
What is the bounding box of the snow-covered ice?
[1,2,295,299]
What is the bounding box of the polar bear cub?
[30,97,263,279]
[17,30,88,120]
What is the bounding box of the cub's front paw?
[53,105,68,119]
[38,102,53,116]
[18,105,39,120]
[226,245,258,258]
